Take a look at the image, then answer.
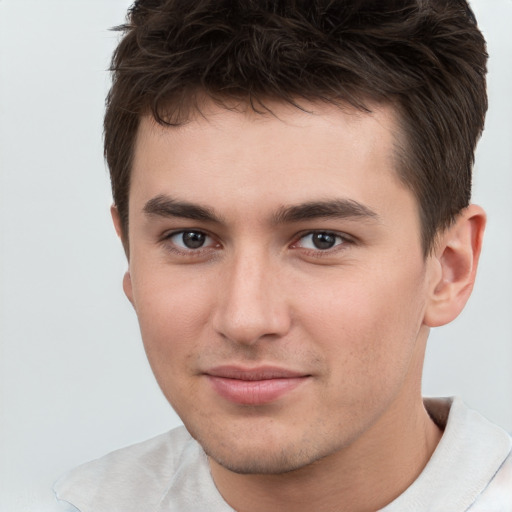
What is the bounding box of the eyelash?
[160,229,354,257]
[160,230,219,256]
[291,231,352,256]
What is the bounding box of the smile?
[205,366,310,405]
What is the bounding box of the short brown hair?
[105,0,488,254]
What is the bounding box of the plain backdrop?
[0,1,511,511]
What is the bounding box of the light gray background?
[0,1,510,511]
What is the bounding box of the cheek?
[132,273,217,416]
[131,270,213,367]
[297,263,427,387]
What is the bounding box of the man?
[54,0,512,510]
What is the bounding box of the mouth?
[204,365,310,405]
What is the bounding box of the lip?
[205,365,310,405]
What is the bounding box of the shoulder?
[470,449,512,511]
[382,398,512,512]
[427,398,512,511]
[54,426,201,511]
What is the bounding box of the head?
[105,0,488,482]
[105,0,488,256]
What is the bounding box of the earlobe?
[424,204,486,327]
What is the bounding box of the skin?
[114,100,485,512]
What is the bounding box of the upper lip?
[205,365,309,381]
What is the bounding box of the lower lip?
[207,376,308,405]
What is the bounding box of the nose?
[212,250,292,346]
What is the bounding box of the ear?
[111,204,123,235]
[111,205,130,258]
[111,205,135,306]
[423,204,486,327]
[122,270,135,307]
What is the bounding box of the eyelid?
[291,230,355,252]
[161,228,220,253]
[159,228,355,257]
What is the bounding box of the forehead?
[130,100,412,222]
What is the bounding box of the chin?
[206,448,316,475]
[197,430,333,476]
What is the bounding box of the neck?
[209,396,442,512]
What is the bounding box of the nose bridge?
[213,244,290,345]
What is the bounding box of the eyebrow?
[143,194,379,225]
[143,195,223,223]
[272,199,379,224]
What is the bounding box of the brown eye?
[170,231,209,250]
[311,232,337,249]
[297,231,345,250]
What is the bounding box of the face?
[123,101,437,475]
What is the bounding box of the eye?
[295,231,346,250]
[168,230,214,250]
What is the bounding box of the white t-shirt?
[54,397,512,511]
